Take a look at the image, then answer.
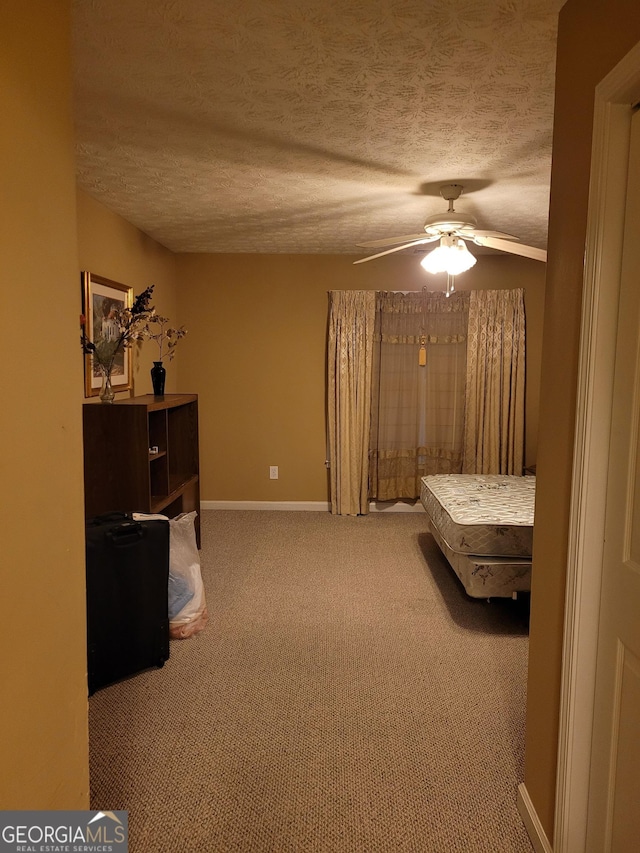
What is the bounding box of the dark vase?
[151,361,166,397]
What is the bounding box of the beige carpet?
[89,510,533,852]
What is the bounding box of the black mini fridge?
[85,513,170,694]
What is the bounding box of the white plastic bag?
[168,511,208,639]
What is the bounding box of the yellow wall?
[177,252,545,502]
[524,0,640,837]
[76,190,179,398]
[0,1,89,807]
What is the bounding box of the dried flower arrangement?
[139,313,187,362]
[81,284,187,401]
[81,286,155,372]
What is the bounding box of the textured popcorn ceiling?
[72,0,563,255]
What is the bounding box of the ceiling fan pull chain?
[446,274,455,297]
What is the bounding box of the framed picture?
[82,272,133,397]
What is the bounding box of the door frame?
[554,41,640,853]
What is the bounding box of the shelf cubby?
[83,394,201,546]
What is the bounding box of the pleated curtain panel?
[327,288,526,515]
[327,290,376,516]
[462,289,526,476]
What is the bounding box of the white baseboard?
[200,500,426,513]
[517,783,553,853]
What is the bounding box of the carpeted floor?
[89,510,533,852]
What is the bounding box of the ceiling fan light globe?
[450,239,477,274]
[420,246,448,273]
[420,237,476,275]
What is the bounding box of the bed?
[420,473,535,599]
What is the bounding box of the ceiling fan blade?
[356,233,435,248]
[461,229,520,241]
[353,238,435,264]
[473,236,547,262]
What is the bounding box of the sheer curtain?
[369,290,469,501]
[327,290,376,515]
[463,288,526,474]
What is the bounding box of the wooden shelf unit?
[83,394,201,545]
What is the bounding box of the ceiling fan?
[353,184,547,275]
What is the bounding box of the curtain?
[327,290,376,515]
[463,288,526,474]
[369,291,469,501]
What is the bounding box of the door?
[586,106,640,852]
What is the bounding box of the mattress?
[420,474,535,557]
[420,474,535,599]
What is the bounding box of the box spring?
[420,474,535,598]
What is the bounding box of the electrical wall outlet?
[269,466,279,479]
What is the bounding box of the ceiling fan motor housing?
[423,213,477,235]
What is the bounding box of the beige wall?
[524,0,640,838]
[76,190,179,398]
[177,252,545,502]
[0,2,89,807]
